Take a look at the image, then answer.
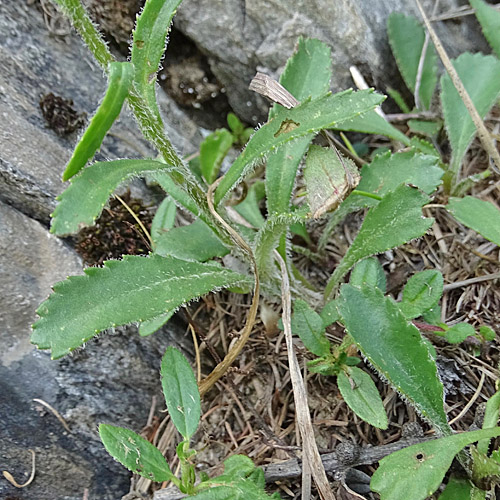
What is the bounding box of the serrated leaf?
[387,13,438,109]
[155,219,229,262]
[399,270,443,320]
[139,311,174,337]
[62,62,134,181]
[291,299,330,357]
[438,476,473,500]
[337,285,450,433]
[445,323,475,344]
[371,428,500,500]
[52,159,171,236]
[151,196,177,246]
[99,424,174,482]
[304,145,360,218]
[161,347,200,440]
[441,52,500,176]
[215,89,384,205]
[470,0,500,58]
[446,196,500,247]
[200,129,234,184]
[31,255,250,359]
[337,366,388,429]
[349,257,386,293]
[325,185,433,298]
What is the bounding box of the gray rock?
[0,200,192,499]
[175,0,490,123]
[0,1,202,224]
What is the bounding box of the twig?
[2,449,36,488]
[385,111,439,123]
[349,65,385,118]
[443,273,500,292]
[33,398,71,433]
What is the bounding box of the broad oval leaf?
[441,52,500,176]
[337,367,388,429]
[349,257,386,293]
[99,424,174,482]
[62,62,134,181]
[371,427,500,500]
[399,270,443,320]
[161,347,200,440]
[291,299,330,357]
[215,89,385,205]
[446,196,500,247]
[31,255,250,359]
[445,322,475,344]
[470,0,500,58]
[52,159,172,236]
[337,284,450,434]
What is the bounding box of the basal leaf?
[349,257,386,293]
[291,299,330,357]
[470,0,500,58]
[99,424,174,482]
[387,13,438,109]
[139,311,174,337]
[161,347,200,440]
[325,185,433,298]
[31,255,250,359]
[215,89,384,205]
[399,270,443,320]
[371,428,500,500]
[337,285,450,434]
[151,196,177,247]
[154,219,230,262]
[200,129,234,184]
[337,366,388,429]
[446,196,500,246]
[441,52,500,178]
[62,62,134,181]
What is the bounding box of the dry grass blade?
[2,449,36,488]
[414,0,500,171]
[249,72,300,109]
[274,250,336,500]
[32,398,71,433]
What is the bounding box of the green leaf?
[320,300,341,328]
[471,445,500,481]
[200,129,234,184]
[325,185,433,298]
[399,270,444,320]
[371,427,500,500]
[152,170,201,217]
[151,196,177,246]
[99,424,174,482]
[51,159,171,236]
[304,145,360,218]
[446,196,500,247]
[445,323,475,344]
[161,347,200,440]
[31,255,250,359]
[155,219,230,262]
[215,89,385,205]
[234,181,266,228]
[408,119,442,137]
[349,257,386,293]
[337,285,450,434]
[139,311,174,337]
[439,476,473,500]
[337,367,388,429]
[227,113,244,136]
[62,62,134,181]
[478,390,500,454]
[387,13,438,109]
[470,0,500,58]
[479,325,496,341]
[291,299,330,357]
[441,52,500,177]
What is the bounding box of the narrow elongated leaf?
[349,257,386,293]
[371,428,500,500]
[291,300,330,357]
[151,196,177,246]
[155,219,229,262]
[446,196,500,246]
[387,13,438,109]
[52,159,171,236]
[266,37,332,215]
[234,181,266,228]
[337,367,388,429]
[139,311,174,337]
[161,347,200,440]
[477,389,500,454]
[337,285,450,433]
[62,62,134,181]
[200,129,234,184]
[215,89,384,205]
[99,424,174,482]
[441,52,500,175]
[470,0,500,58]
[439,476,474,500]
[399,270,443,319]
[325,185,433,298]
[31,255,250,359]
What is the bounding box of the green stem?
[351,190,383,201]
